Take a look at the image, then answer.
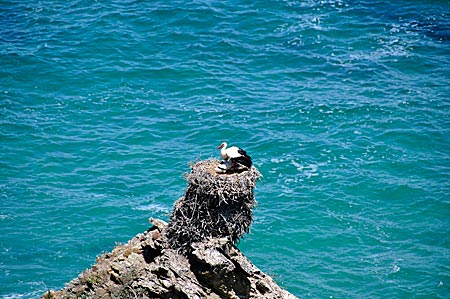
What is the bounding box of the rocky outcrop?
[42,159,298,299]
[42,219,297,299]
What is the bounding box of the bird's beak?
[216,145,222,149]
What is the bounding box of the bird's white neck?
[220,142,228,160]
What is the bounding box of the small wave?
[291,160,322,178]
[0,214,13,220]
[132,203,170,214]
[0,285,47,299]
[1,292,44,299]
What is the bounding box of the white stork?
[216,142,252,169]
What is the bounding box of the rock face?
[42,160,298,299]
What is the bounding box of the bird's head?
[216,142,227,149]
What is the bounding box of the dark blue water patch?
[351,0,450,43]
[414,17,450,42]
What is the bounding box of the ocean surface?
[1,0,449,298]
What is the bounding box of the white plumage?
[216,142,252,169]
[218,142,241,160]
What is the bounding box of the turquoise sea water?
[1,0,449,298]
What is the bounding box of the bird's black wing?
[235,148,252,167]
[237,148,249,156]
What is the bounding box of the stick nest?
[166,159,261,252]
